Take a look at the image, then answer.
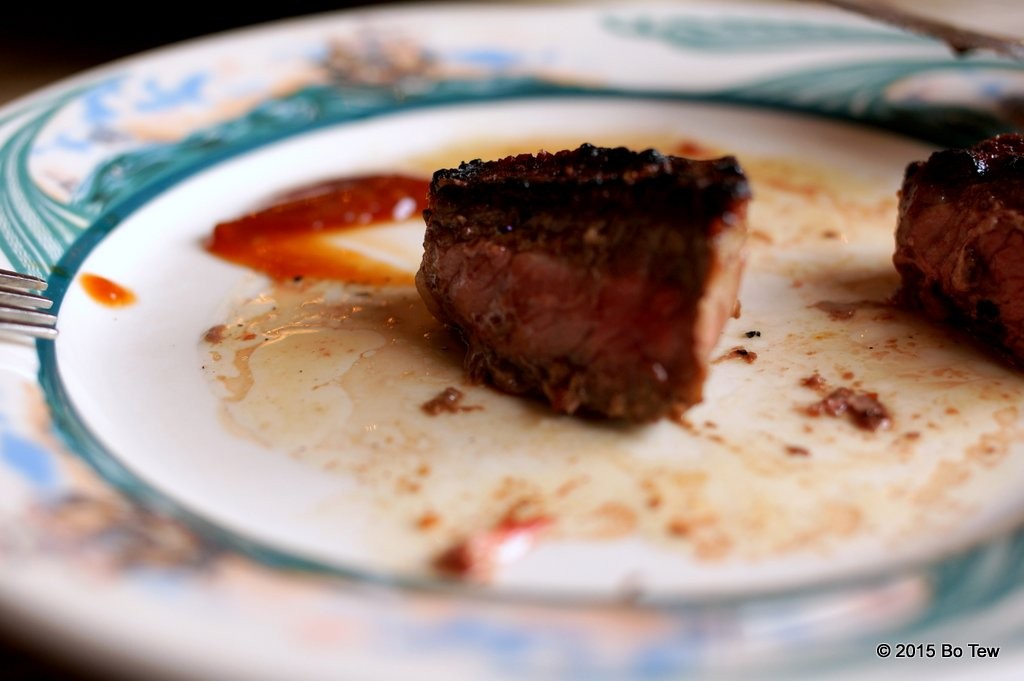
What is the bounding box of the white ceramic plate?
[5,2,1024,679]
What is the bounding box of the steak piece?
[893,133,1024,365]
[416,143,751,422]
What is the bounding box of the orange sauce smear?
[205,174,430,284]
[80,273,137,307]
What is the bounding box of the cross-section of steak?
[416,143,751,422]
[893,133,1024,365]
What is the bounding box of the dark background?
[2,3,395,58]
[0,2,399,679]
[0,1,403,104]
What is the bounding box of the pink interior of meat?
[428,240,705,409]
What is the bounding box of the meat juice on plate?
[198,134,1024,588]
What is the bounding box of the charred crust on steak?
[893,133,1024,366]
[416,143,751,422]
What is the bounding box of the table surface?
[0,1,1020,679]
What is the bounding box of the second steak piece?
[417,143,751,422]
[893,133,1024,366]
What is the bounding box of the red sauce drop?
[206,174,429,284]
[80,274,137,307]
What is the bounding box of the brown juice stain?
[199,133,1024,579]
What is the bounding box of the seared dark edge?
[416,143,751,422]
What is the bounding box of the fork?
[0,268,58,339]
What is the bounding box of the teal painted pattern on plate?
[603,13,931,51]
[3,6,1024,680]
[0,92,91,278]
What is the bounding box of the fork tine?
[0,304,57,327]
[0,320,58,340]
[0,289,54,310]
[0,268,47,292]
